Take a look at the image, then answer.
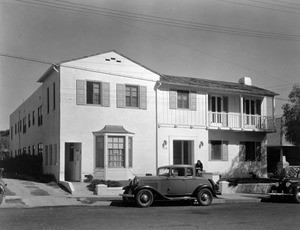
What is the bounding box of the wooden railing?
[208,112,275,131]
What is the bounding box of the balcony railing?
[208,112,275,131]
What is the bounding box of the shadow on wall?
[222,139,268,178]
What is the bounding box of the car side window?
[187,168,193,177]
[171,168,185,177]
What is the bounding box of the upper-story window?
[243,99,261,115]
[28,114,31,128]
[23,117,26,133]
[177,90,189,109]
[87,81,101,105]
[32,110,35,126]
[116,84,147,110]
[76,80,110,107]
[38,106,43,126]
[169,90,197,111]
[126,85,138,107]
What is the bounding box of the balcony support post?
[240,95,244,129]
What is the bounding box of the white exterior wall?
[59,52,160,180]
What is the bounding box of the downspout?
[155,81,161,171]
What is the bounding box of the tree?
[282,85,300,146]
[0,129,9,160]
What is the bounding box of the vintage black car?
[0,168,6,205]
[269,177,300,203]
[120,165,219,208]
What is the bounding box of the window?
[32,111,35,126]
[177,90,189,109]
[15,123,17,135]
[240,142,262,162]
[28,146,31,155]
[108,136,125,167]
[69,144,74,162]
[209,140,228,161]
[23,117,26,133]
[96,136,104,168]
[38,106,43,126]
[28,114,31,128]
[32,145,35,155]
[53,82,56,110]
[38,143,43,156]
[23,147,26,155]
[126,85,138,107]
[10,126,13,140]
[209,96,228,125]
[49,145,52,165]
[45,145,48,165]
[128,137,133,168]
[87,81,101,104]
[47,87,50,114]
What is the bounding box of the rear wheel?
[0,194,3,205]
[136,189,154,208]
[196,188,213,206]
[293,189,300,203]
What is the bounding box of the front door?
[65,142,81,181]
[173,140,193,165]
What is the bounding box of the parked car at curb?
[0,168,7,205]
[120,164,219,208]
[268,177,300,203]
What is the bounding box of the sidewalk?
[1,178,268,208]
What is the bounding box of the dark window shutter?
[208,95,212,111]
[101,82,110,107]
[76,80,86,105]
[169,90,177,109]
[189,91,197,111]
[139,86,147,110]
[222,141,229,161]
[239,142,246,161]
[116,84,125,108]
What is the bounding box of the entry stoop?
[71,182,94,196]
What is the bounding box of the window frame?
[177,90,189,109]
[125,85,139,108]
[86,81,101,105]
[209,140,229,161]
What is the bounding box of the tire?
[136,189,154,208]
[293,189,300,203]
[0,194,3,205]
[197,188,213,206]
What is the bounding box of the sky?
[1,0,300,130]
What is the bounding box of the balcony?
[208,112,276,132]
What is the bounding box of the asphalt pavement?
[1,178,269,208]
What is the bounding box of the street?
[1,201,299,230]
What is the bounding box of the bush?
[88,179,121,190]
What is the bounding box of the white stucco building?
[9,51,278,182]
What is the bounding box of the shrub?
[88,179,121,190]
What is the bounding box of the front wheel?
[136,189,154,208]
[197,188,213,206]
[293,189,300,203]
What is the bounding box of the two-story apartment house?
[9,51,278,182]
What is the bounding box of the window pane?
[211,141,222,160]
[177,91,189,109]
[108,136,125,168]
[96,136,104,167]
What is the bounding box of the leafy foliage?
[0,129,9,160]
[282,85,300,146]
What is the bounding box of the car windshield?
[158,167,170,176]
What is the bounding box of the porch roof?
[93,125,134,135]
[160,75,278,97]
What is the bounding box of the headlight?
[133,177,139,186]
[285,182,291,188]
[274,182,280,187]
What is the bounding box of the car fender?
[193,184,216,197]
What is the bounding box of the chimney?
[238,77,252,86]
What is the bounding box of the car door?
[167,167,186,196]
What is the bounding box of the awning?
[93,125,134,135]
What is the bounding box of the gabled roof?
[37,50,161,83]
[160,75,278,97]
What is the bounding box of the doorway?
[65,142,82,181]
[173,140,193,165]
